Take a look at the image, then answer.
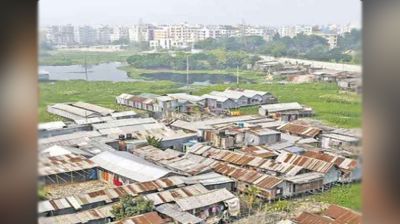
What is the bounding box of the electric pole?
[186,54,190,91]
[236,65,239,87]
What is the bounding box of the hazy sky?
[39,0,361,26]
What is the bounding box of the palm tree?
[146,136,163,149]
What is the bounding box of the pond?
[39,62,134,82]
[39,62,251,84]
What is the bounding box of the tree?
[146,136,163,149]
[244,185,261,213]
[111,195,154,220]
[38,185,48,200]
[337,29,362,51]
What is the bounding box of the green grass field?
[311,183,362,211]
[264,183,361,215]
[39,80,361,128]
[119,65,265,82]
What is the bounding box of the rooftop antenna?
[186,54,190,91]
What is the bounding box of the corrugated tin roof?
[240,146,277,159]
[90,151,172,182]
[175,188,237,211]
[302,151,358,171]
[183,172,235,186]
[74,116,114,125]
[171,115,263,132]
[92,118,157,130]
[294,212,332,224]
[260,102,303,113]
[38,176,184,214]
[259,159,304,176]
[293,204,361,224]
[188,143,264,168]
[38,153,97,176]
[111,212,168,224]
[39,131,102,147]
[72,102,115,116]
[323,205,361,224]
[285,172,324,184]
[224,89,268,98]
[49,103,97,118]
[167,93,204,102]
[321,133,359,143]
[111,111,137,118]
[145,184,209,205]
[201,94,230,102]
[275,151,335,174]
[38,203,114,224]
[210,91,247,100]
[212,162,283,190]
[38,121,66,131]
[134,146,213,176]
[277,123,322,138]
[156,203,204,224]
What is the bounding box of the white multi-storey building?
[128,24,153,42]
[295,25,313,36]
[278,26,297,38]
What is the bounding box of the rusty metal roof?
[133,145,212,176]
[189,143,266,168]
[144,184,209,205]
[175,188,237,211]
[302,151,358,171]
[294,212,333,224]
[240,146,278,159]
[38,176,184,214]
[38,153,97,176]
[156,203,204,224]
[275,151,335,174]
[277,123,322,138]
[38,203,114,224]
[323,205,361,224]
[293,205,361,224]
[111,212,168,224]
[211,162,283,190]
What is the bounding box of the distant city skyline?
[39,0,361,27]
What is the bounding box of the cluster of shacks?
[116,88,277,116]
[278,204,361,224]
[38,90,361,223]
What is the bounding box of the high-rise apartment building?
[78,26,98,45]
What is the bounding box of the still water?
[39,62,133,82]
[39,62,247,84]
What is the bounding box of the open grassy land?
[39,80,178,122]
[39,50,137,66]
[267,183,361,212]
[39,80,361,128]
[311,183,362,211]
[192,82,362,128]
[120,65,265,82]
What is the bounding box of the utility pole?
[236,65,239,87]
[84,53,88,81]
[186,54,190,91]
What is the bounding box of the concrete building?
[78,26,98,45]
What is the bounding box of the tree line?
[194,29,361,64]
